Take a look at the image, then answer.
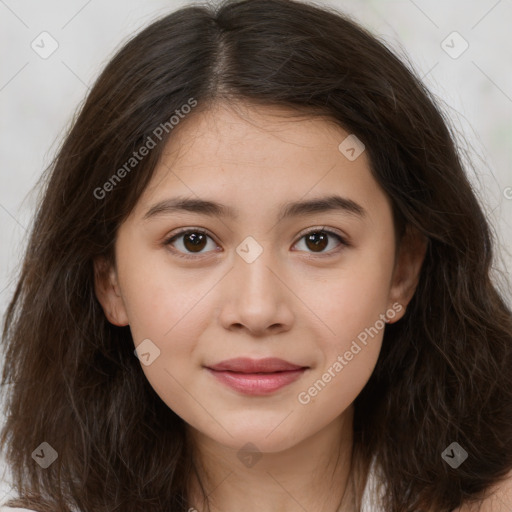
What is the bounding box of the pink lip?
[207,357,306,373]
[205,358,308,396]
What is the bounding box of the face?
[95,100,425,455]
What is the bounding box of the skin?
[94,100,428,511]
[454,471,512,512]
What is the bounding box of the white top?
[361,455,386,511]
[0,509,36,511]
[0,458,386,512]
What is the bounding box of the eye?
[292,227,348,256]
[163,227,349,260]
[163,228,218,260]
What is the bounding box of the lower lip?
[206,368,307,395]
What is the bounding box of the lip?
[207,357,307,373]
[205,358,309,396]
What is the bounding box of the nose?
[218,246,295,337]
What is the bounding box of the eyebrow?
[142,194,367,222]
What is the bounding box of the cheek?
[122,283,209,394]
[314,243,394,349]
[306,281,385,398]
[296,272,389,417]
[294,333,382,438]
[117,242,210,342]
[299,238,393,402]
[114,246,207,402]
[122,270,209,425]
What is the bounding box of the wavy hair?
[1,0,511,511]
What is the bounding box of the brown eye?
[164,227,348,260]
[304,231,329,252]
[164,229,218,259]
[294,229,348,255]
[181,232,208,253]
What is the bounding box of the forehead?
[160,100,352,169]
[133,100,391,226]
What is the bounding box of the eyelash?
[163,227,349,260]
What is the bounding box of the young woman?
[1,0,511,511]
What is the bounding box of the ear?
[93,256,130,326]
[386,224,428,324]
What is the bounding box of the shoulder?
[453,470,512,512]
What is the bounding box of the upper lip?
[206,357,307,373]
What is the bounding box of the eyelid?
[295,225,348,243]
[164,226,216,245]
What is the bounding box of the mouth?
[206,357,308,373]
[204,358,309,395]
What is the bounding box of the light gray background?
[1,0,511,502]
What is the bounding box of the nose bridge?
[234,234,281,301]
[219,234,293,334]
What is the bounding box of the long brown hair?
[1,0,511,511]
